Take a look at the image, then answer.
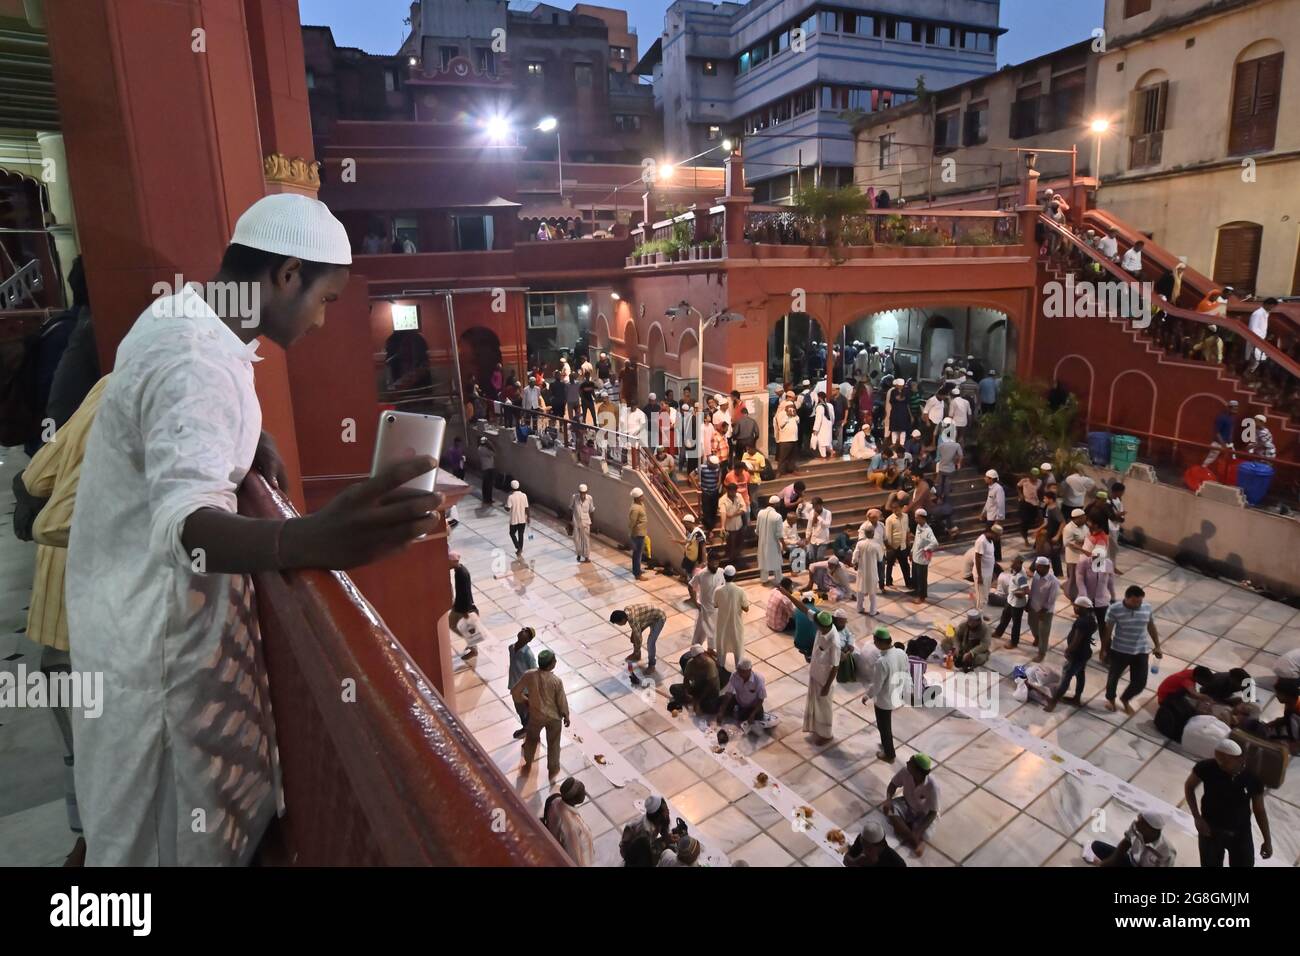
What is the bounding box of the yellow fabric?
[23,377,110,651]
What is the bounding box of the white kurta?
[691,566,724,647]
[755,507,784,581]
[803,629,842,737]
[571,493,595,557]
[853,537,884,607]
[812,402,834,453]
[66,287,279,866]
[713,581,749,668]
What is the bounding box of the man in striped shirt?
[611,603,668,672]
[1101,585,1164,715]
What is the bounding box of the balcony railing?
[744,208,1022,248]
[238,474,569,866]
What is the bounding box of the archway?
[646,322,668,400]
[1108,370,1157,434]
[459,327,502,397]
[768,313,825,386]
[677,328,699,403]
[1053,354,1095,425]
[594,312,611,350]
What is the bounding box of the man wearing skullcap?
[755,495,785,585]
[1186,738,1271,867]
[628,487,648,579]
[885,754,940,855]
[943,609,992,672]
[542,777,595,867]
[1044,596,1098,712]
[570,483,595,562]
[719,658,768,726]
[1026,556,1060,662]
[714,565,750,671]
[506,479,530,556]
[852,525,884,615]
[867,628,910,762]
[511,649,570,779]
[844,818,906,868]
[803,610,842,742]
[507,626,538,738]
[659,835,703,867]
[807,553,854,602]
[1089,809,1175,868]
[620,795,673,867]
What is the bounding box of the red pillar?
[43,0,304,505]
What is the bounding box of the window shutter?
[1253,53,1283,151]
[1229,54,1282,154]
[1213,223,1263,293]
[1229,58,1260,154]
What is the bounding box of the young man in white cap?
[1062,507,1089,600]
[934,422,962,499]
[506,479,530,557]
[713,565,750,671]
[1043,595,1097,712]
[755,495,785,585]
[1185,737,1271,867]
[773,389,800,475]
[909,509,938,604]
[679,513,708,580]
[628,487,648,579]
[65,193,443,866]
[689,550,724,649]
[853,525,884,615]
[570,483,595,562]
[1090,810,1175,867]
[970,524,999,610]
[844,818,906,868]
[1026,556,1060,662]
[1248,413,1276,458]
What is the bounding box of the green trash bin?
[1110,434,1140,473]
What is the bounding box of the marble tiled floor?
[442,489,1300,868]
[3,445,1299,867]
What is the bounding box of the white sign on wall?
[391,303,419,331]
[732,362,763,393]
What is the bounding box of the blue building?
[636,0,1004,201]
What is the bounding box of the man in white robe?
[570,483,595,562]
[713,565,750,671]
[853,527,885,616]
[65,195,440,866]
[755,496,785,585]
[690,552,724,649]
[803,611,841,742]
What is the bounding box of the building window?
[898,20,921,43]
[610,45,629,61]
[1124,0,1152,17]
[934,108,961,152]
[964,100,989,145]
[614,114,642,132]
[962,30,993,52]
[703,60,717,76]
[1213,221,1263,293]
[526,61,544,76]
[1047,68,1087,131]
[926,25,954,47]
[1228,52,1283,155]
[454,215,494,252]
[475,47,496,74]
[528,294,558,329]
[439,45,458,70]
[305,69,316,90]
[879,134,894,169]
[1010,84,1041,139]
[707,125,721,141]
[394,216,419,251]
[1128,80,1168,168]
[384,69,397,92]
[874,17,895,40]
[575,63,593,87]
[820,11,838,32]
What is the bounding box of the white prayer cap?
[801,591,816,601]
[715,394,727,403]
[1215,739,1243,757]
[681,403,692,412]
[230,193,352,265]
[1074,595,1094,608]
[723,565,737,577]
[630,487,643,498]
[1139,810,1167,829]
[915,508,927,517]
[1255,414,1267,422]
[1208,324,1218,332]
[801,379,811,386]
[578,483,588,492]
[708,455,720,465]
[911,429,921,437]
[861,819,886,843]
[1040,462,1053,471]
[985,469,998,480]
[1035,556,1050,566]
[683,513,695,523]
[769,495,780,505]
[510,479,520,489]
[1071,508,1086,518]
[648,393,657,401]
[645,795,665,814]
[989,523,1003,534]
[941,417,953,425]
[893,378,905,386]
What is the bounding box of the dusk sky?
[298,0,1106,70]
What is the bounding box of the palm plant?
[974,375,1085,475]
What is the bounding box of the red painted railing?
[238,474,570,866]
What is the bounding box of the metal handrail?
[1039,215,1300,382]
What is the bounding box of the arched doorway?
[460,327,502,397]
[1108,370,1157,434]
[768,313,825,385]
[1053,355,1094,426]
[922,316,955,380]
[678,328,699,403]
[646,323,668,400]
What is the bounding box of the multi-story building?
[637,0,1003,202]
[850,39,1098,208]
[1092,0,1299,297]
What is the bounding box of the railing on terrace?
[237,474,569,866]
[485,399,698,528]
[744,207,1022,248]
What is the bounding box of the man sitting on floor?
[884,754,940,856]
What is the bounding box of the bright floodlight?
[1089,118,1110,134]
[659,163,674,179]
[721,138,734,152]
[485,115,512,143]
[610,292,620,300]
[537,116,558,132]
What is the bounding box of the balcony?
[237,475,569,866]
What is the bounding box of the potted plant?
[792,184,871,264]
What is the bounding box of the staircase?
[671,457,1019,578]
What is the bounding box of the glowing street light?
[1088,117,1111,180]
[484,115,512,145]
[1089,118,1110,134]
[721,138,734,152]
[659,163,675,180]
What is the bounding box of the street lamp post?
[1089,118,1110,190]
